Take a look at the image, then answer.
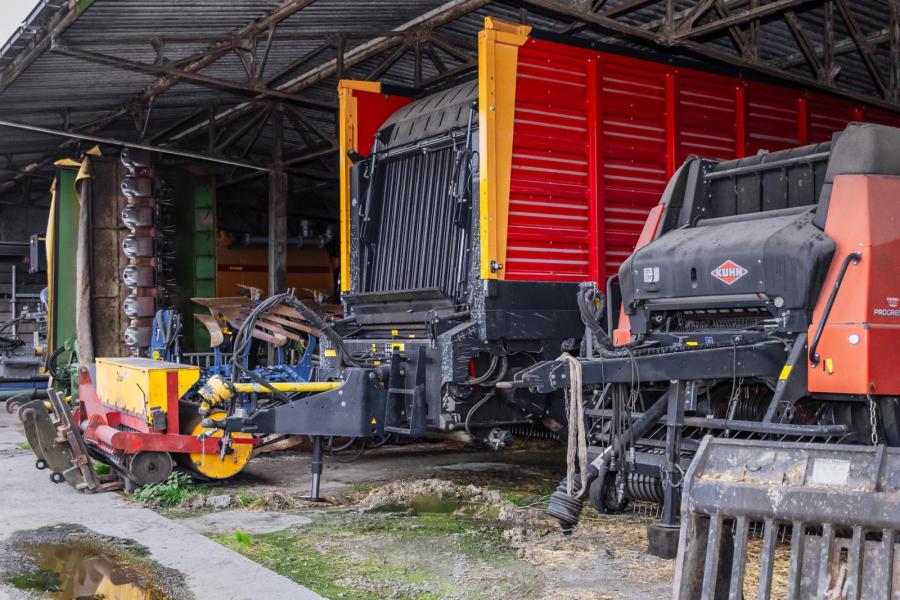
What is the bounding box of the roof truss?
[0,0,896,198]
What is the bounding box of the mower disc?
[178,410,253,480]
[129,451,174,486]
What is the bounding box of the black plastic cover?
[620,207,835,323]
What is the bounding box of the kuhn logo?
[711,260,748,286]
[888,297,899,308]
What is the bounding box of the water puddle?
[410,492,460,514]
[10,541,170,599]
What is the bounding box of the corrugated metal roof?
[0,0,895,202]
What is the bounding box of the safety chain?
[867,394,880,446]
[660,462,686,489]
[724,378,744,438]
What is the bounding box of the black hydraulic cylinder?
[309,435,323,501]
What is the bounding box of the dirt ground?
[1,401,676,600]
[167,438,676,600]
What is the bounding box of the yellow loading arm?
[197,375,342,414]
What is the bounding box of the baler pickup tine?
[846,525,865,600]
[881,529,895,600]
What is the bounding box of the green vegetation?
[17,441,30,450]
[132,471,195,508]
[233,531,251,547]
[92,460,110,475]
[490,481,556,507]
[9,569,61,594]
[351,482,380,495]
[234,490,267,509]
[214,509,526,600]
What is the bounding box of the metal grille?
[360,144,470,299]
[675,437,900,599]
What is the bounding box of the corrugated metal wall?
[503,36,900,284]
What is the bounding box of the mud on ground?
[157,440,674,600]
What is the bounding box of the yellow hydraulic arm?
[197,375,341,414]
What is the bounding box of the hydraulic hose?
[577,282,613,350]
[230,291,359,381]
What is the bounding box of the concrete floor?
[238,437,568,498]
[0,405,675,599]
[0,407,321,600]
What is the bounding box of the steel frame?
[0,0,897,198]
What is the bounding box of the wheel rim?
[181,410,253,479]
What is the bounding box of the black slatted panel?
[360,144,468,298]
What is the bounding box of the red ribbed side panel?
[744,82,803,153]
[504,42,593,282]
[860,106,900,129]
[500,36,900,284]
[807,94,858,143]
[676,73,739,164]
[595,55,669,280]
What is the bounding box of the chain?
[867,394,879,446]
[659,462,686,489]
[724,378,744,438]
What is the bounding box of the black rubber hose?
[229,292,360,383]
[284,294,359,368]
[546,393,669,533]
[547,470,595,535]
[46,346,72,383]
[464,354,499,385]
[577,283,612,349]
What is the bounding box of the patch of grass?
[233,490,267,509]
[131,471,195,508]
[492,481,556,507]
[92,460,110,475]
[216,529,368,600]
[498,490,535,507]
[351,482,380,495]
[233,531,251,547]
[214,510,519,599]
[217,527,444,600]
[18,441,30,450]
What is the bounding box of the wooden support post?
[268,103,288,297]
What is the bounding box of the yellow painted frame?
[338,80,382,293]
[478,17,530,280]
